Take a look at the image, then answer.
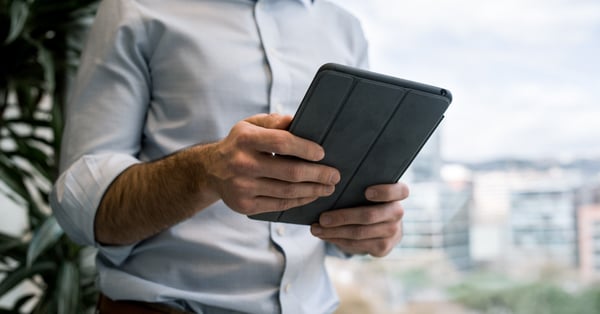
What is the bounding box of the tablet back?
[250,63,452,225]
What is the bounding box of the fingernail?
[321,215,333,226]
[323,185,335,196]
[312,225,322,235]
[315,149,325,161]
[366,189,378,200]
[330,172,340,185]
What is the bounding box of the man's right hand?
[96,113,339,245]
[202,113,340,215]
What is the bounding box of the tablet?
[249,63,452,225]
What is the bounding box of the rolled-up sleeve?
[50,0,150,266]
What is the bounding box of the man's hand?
[310,182,409,257]
[204,113,341,215]
[96,113,339,245]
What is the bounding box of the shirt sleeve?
[50,0,151,266]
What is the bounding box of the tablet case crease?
[249,63,452,225]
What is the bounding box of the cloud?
[329,0,600,161]
[336,0,600,45]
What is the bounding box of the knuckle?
[320,184,334,196]
[372,241,392,257]
[285,166,305,182]
[277,198,294,211]
[225,197,248,214]
[333,212,348,226]
[360,209,378,223]
[385,223,400,237]
[233,126,255,146]
[230,155,256,174]
[317,168,331,183]
[236,198,255,213]
[354,226,369,239]
[270,134,290,154]
[392,202,405,219]
[280,183,296,198]
[230,177,251,193]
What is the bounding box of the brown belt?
[97,294,193,314]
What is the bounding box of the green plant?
[448,273,600,314]
[0,0,99,313]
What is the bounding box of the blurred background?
[2,0,600,313]
[326,0,600,313]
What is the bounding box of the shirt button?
[284,283,291,293]
[277,225,286,237]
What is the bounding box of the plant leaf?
[0,261,56,296]
[0,237,25,256]
[0,230,19,243]
[28,195,49,225]
[12,293,36,312]
[26,216,63,268]
[57,261,80,314]
[3,117,53,128]
[0,156,29,201]
[0,233,27,265]
[50,97,63,157]
[5,0,29,44]
[37,44,55,92]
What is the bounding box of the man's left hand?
[310,182,409,257]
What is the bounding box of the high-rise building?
[509,185,578,267]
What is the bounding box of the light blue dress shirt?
[50,0,368,313]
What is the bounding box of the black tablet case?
[249,63,452,225]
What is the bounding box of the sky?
[329,0,600,162]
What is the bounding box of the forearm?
[95,143,220,245]
[95,113,340,245]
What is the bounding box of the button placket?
[276,225,286,237]
[254,1,292,116]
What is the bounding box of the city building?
[578,204,600,280]
[576,183,600,280]
[509,184,578,268]
[393,134,473,271]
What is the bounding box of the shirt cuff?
[51,153,140,266]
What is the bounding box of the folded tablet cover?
[250,63,452,225]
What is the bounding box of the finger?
[311,221,399,240]
[233,196,320,215]
[238,117,325,161]
[252,178,335,199]
[324,238,399,258]
[365,182,410,202]
[252,128,325,162]
[254,154,340,185]
[318,202,404,227]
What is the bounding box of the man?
[50,0,408,313]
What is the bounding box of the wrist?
[180,142,222,204]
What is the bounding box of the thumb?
[245,113,293,130]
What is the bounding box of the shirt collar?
[275,0,314,7]
[252,0,315,8]
[298,0,314,6]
